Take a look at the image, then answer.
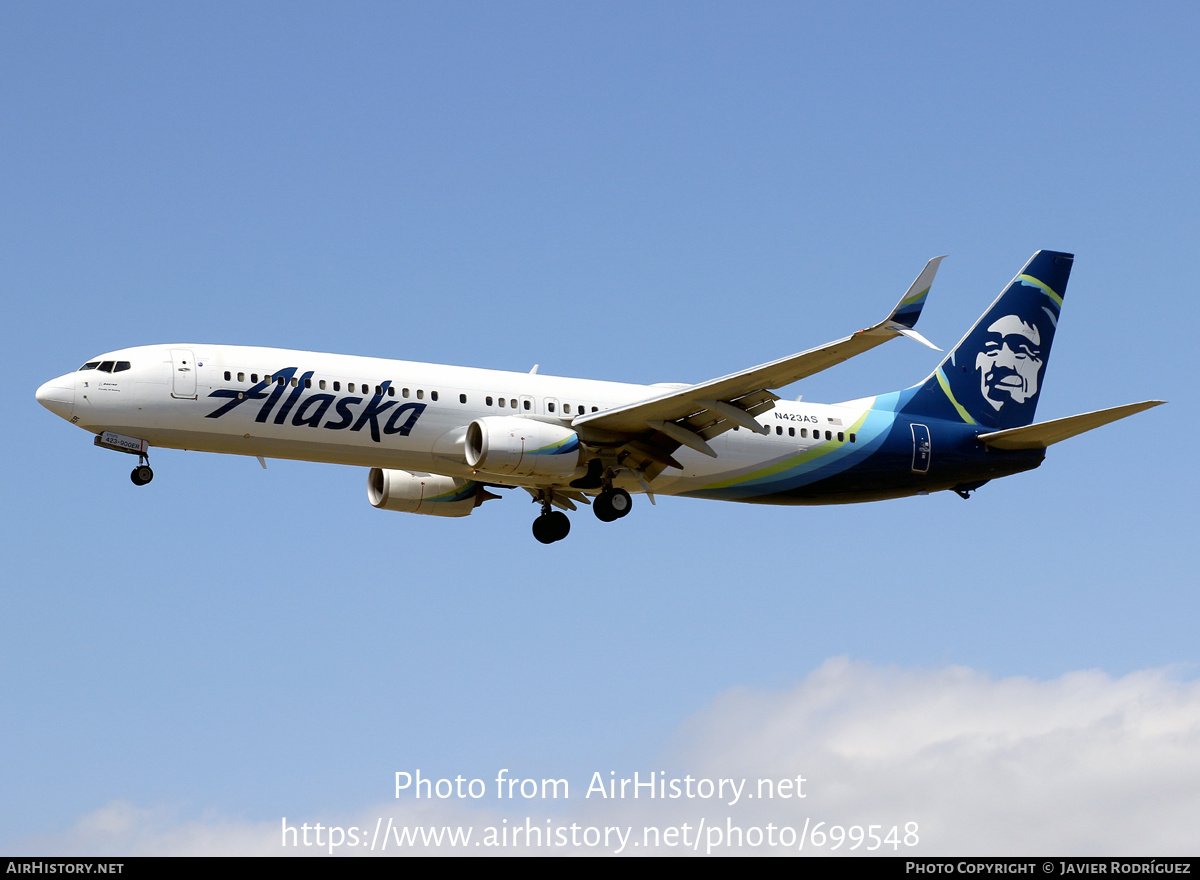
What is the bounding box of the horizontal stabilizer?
[976,401,1165,450]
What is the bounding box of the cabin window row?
[219,371,601,414]
[544,401,599,415]
[473,396,601,414]
[780,427,854,442]
[221,371,439,401]
[737,425,856,442]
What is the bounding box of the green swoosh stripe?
[1018,274,1063,307]
[936,368,977,425]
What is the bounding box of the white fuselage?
[39,344,878,498]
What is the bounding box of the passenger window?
[224,371,231,381]
[278,377,286,386]
[548,402,556,413]
[825,431,832,440]
[388,386,395,397]
[348,383,356,393]
[417,390,424,400]
[775,425,782,435]
[252,374,259,383]
[523,399,530,410]
[305,378,312,389]
[115,361,131,373]
[431,391,439,401]
[591,406,598,412]
[801,428,807,438]
[837,432,844,442]
[486,396,493,406]
[333,381,340,392]
[238,372,245,382]
[511,399,518,409]
[564,403,571,414]
[459,393,467,404]
[291,378,299,387]
[849,433,856,443]
[319,379,326,390]
[402,387,409,398]
[789,427,795,437]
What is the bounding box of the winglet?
[891,326,943,351]
[887,255,946,329]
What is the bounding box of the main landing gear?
[592,487,632,522]
[531,484,636,544]
[593,465,633,523]
[532,490,571,544]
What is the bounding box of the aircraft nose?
[36,374,75,420]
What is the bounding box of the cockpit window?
[114,361,131,372]
[79,362,100,371]
[98,361,115,373]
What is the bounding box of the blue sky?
[3,2,1198,854]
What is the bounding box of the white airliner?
[37,251,1162,543]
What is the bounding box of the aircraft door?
[170,349,198,399]
[910,423,931,473]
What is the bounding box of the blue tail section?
[900,250,1073,430]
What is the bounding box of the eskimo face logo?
[975,315,1044,411]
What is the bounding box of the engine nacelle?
[367,468,485,517]
[464,417,582,477]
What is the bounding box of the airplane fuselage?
[39,343,1042,506]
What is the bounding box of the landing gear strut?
[532,490,571,544]
[130,450,153,487]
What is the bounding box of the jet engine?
[367,468,492,517]
[464,417,582,477]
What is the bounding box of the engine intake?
[367,468,486,517]
[465,417,582,477]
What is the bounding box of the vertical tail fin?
[901,250,1073,430]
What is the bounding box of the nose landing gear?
[94,431,154,487]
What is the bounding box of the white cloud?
[666,658,1200,855]
[20,659,1200,856]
